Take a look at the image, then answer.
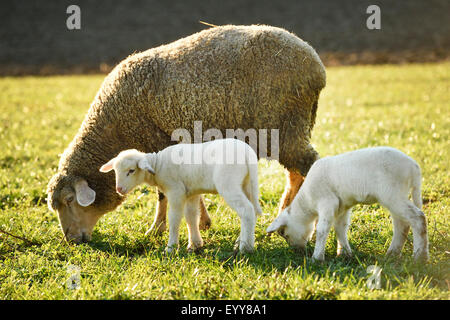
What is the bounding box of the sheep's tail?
[247,151,263,216]
[411,163,423,209]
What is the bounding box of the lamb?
[46,24,326,244]
[266,147,429,262]
[99,139,262,253]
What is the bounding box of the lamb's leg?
[384,200,429,261]
[312,202,337,261]
[165,194,186,253]
[218,188,256,253]
[146,191,210,236]
[386,216,410,257]
[185,195,204,252]
[146,190,168,235]
[334,209,352,257]
[278,170,304,214]
[198,196,212,230]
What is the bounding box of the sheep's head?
[99,149,154,196]
[47,173,102,243]
[266,207,314,250]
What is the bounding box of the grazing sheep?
[99,139,262,253]
[46,24,326,243]
[266,147,429,262]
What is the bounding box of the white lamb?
[100,138,262,253]
[266,147,428,262]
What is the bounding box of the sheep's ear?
[266,214,288,234]
[74,179,96,207]
[138,157,155,175]
[99,158,115,173]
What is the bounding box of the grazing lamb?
[266,147,429,262]
[99,139,262,253]
[47,24,325,244]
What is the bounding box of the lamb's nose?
[116,187,123,194]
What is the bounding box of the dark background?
[1,0,449,75]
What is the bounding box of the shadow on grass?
[83,227,435,289]
[86,230,166,258]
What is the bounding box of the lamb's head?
[266,207,314,250]
[100,149,155,196]
[47,173,102,243]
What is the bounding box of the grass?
[0,63,449,300]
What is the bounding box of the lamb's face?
[266,207,313,250]
[99,149,147,196]
[47,173,101,243]
[113,156,146,195]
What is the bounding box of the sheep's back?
[99,25,325,135]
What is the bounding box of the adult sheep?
[47,24,326,243]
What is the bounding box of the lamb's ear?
[99,158,115,173]
[74,179,96,207]
[138,157,155,175]
[266,214,288,234]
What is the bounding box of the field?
[0,63,448,299]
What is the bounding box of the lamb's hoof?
[240,247,254,254]
[312,255,325,263]
[413,250,429,263]
[234,239,254,254]
[386,249,400,257]
[145,222,166,236]
[199,218,212,231]
[165,245,177,255]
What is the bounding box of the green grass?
[0,63,449,299]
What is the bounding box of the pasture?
[0,62,448,299]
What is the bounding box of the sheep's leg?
[198,196,212,230]
[278,170,304,214]
[185,195,204,252]
[334,209,352,257]
[386,216,410,257]
[165,194,186,253]
[218,188,256,253]
[146,190,168,235]
[383,200,429,261]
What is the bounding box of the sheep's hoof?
[199,218,212,231]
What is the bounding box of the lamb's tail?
[247,151,263,216]
[411,163,423,209]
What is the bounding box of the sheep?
[266,147,429,262]
[99,139,262,253]
[46,24,326,244]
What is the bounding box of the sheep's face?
[266,207,314,250]
[47,174,101,243]
[100,149,150,196]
